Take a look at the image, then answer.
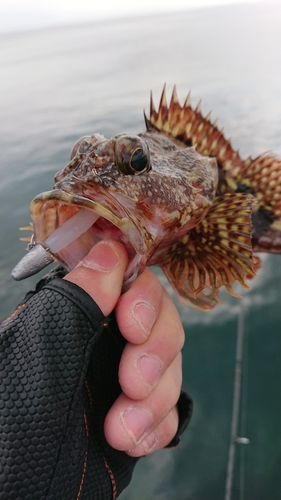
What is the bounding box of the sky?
[0,0,262,33]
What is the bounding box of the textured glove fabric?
[0,274,137,499]
[0,269,193,499]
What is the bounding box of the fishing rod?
[224,301,250,500]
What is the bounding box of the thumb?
[64,240,129,316]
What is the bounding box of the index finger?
[115,268,163,344]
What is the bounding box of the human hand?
[65,240,184,457]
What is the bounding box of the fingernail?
[141,431,159,453]
[137,355,163,387]
[129,431,159,455]
[132,301,156,337]
[82,242,120,272]
[121,407,153,445]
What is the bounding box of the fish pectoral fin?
[161,193,256,311]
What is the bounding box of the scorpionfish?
[25,86,281,310]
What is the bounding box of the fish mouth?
[30,189,156,282]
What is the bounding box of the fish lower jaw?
[31,204,150,283]
[51,215,139,272]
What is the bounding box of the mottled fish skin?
[147,85,281,253]
[28,86,281,310]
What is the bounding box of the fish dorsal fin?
[161,193,256,311]
[146,86,281,254]
[145,85,244,186]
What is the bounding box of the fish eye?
[115,135,150,175]
[130,148,148,172]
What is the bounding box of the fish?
[12,86,281,311]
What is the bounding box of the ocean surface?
[1,2,281,498]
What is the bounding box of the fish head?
[30,130,218,281]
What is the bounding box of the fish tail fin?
[234,152,281,253]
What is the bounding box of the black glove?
[0,268,192,499]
